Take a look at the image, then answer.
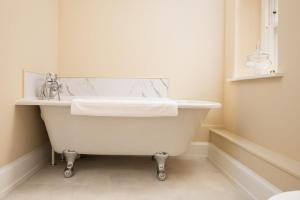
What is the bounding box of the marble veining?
[24,72,44,99]
[24,72,169,99]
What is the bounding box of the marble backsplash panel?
[24,72,44,99]
[59,77,168,98]
[24,72,169,99]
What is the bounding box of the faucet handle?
[45,72,58,82]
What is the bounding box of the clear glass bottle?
[246,44,273,75]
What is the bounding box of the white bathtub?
[17,98,220,156]
[16,98,221,180]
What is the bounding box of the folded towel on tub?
[71,98,178,117]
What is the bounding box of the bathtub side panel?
[40,106,208,156]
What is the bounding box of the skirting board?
[0,145,50,199]
[208,144,282,200]
[178,142,209,160]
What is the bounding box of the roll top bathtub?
[16,98,221,180]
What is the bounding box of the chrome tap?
[40,73,62,100]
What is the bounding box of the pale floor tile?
[2,156,251,200]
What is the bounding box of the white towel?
[71,98,178,117]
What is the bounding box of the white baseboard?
[208,144,281,200]
[178,142,209,160]
[0,145,50,199]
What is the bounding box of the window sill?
[227,72,284,82]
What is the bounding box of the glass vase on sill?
[246,44,273,75]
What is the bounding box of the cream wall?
[236,0,261,77]
[58,0,225,140]
[221,0,300,190]
[0,0,58,166]
[224,0,300,163]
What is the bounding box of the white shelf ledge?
[210,128,300,180]
[227,72,284,82]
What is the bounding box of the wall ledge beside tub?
[208,144,281,199]
[15,99,71,107]
[210,128,300,180]
[227,72,284,82]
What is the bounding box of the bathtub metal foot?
[64,168,73,178]
[63,150,78,178]
[154,152,168,181]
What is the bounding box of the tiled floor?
[3,156,250,200]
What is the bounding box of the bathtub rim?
[16,98,221,109]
